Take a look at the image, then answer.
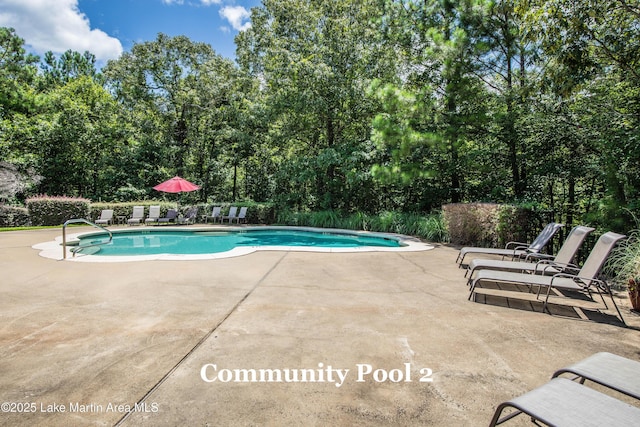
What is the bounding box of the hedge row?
[0,205,30,227]
[26,196,90,226]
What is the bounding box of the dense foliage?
[1,1,639,233]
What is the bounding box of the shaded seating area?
[490,352,640,426]
[465,225,595,279]
[468,231,627,325]
[456,222,564,266]
[95,209,114,226]
[127,206,145,225]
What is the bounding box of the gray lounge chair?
[222,206,238,224]
[204,206,222,223]
[552,352,640,401]
[466,225,595,279]
[234,206,247,224]
[158,209,178,224]
[127,206,145,225]
[145,205,161,224]
[469,231,626,323]
[489,377,640,426]
[95,209,114,226]
[181,207,198,225]
[456,222,564,266]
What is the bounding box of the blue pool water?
[76,228,402,256]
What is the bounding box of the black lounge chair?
[158,209,178,224]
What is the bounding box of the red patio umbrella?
[153,176,201,214]
[153,176,201,193]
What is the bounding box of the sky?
[0,0,261,64]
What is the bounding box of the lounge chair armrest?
[550,273,607,290]
[505,241,529,249]
[534,261,579,275]
[524,252,554,261]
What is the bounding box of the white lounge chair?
[95,209,114,226]
[222,206,237,224]
[204,206,222,223]
[234,207,247,224]
[145,205,161,224]
[127,206,145,225]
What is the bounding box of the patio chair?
[95,209,114,226]
[127,206,145,225]
[182,207,198,225]
[204,206,222,223]
[465,226,595,279]
[456,222,564,266]
[468,231,627,324]
[234,206,248,224]
[552,352,640,401]
[158,209,178,224]
[145,205,161,224]
[489,377,640,426]
[222,206,238,224]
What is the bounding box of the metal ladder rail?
[62,218,113,259]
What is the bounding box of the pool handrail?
[62,218,113,259]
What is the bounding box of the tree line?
[1,0,638,232]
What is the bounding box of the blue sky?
[0,0,261,63]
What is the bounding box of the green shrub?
[0,205,30,227]
[27,195,91,226]
[274,210,449,242]
[442,202,552,247]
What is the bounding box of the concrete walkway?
[1,227,638,426]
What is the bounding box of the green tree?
[0,27,39,117]
[104,33,239,197]
[39,50,101,89]
[236,0,397,211]
[37,76,123,199]
[371,0,488,204]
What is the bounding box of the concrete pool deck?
[1,227,639,426]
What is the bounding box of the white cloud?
[200,0,222,5]
[0,0,123,61]
[219,5,251,32]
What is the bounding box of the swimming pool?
[34,226,434,262]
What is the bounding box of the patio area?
[1,227,638,426]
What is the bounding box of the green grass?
[0,226,58,232]
[0,224,89,232]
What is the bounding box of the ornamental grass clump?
[605,230,640,310]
